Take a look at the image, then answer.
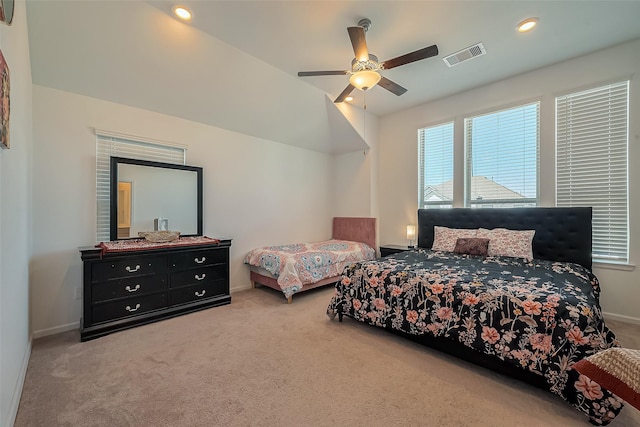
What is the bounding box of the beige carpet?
[15,286,640,427]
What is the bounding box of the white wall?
[332,104,380,249]
[378,38,640,323]
[332,105,378,214]
[0,1,33,426]
[31,85,334,337]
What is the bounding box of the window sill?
[592,261,636,272]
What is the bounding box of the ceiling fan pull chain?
[363,92,367,156]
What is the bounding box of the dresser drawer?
[170,265,227,288]
[92,293,167,324]
[92,256,166,282]
[91,275,166,302]
[170,280,228,305]
[169,248,227,270]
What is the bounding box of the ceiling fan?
[298,18,439,103]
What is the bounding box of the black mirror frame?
[109,156,203,241]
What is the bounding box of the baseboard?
[3,335,32,427]
[32,321,79,339]
[603,311,640,326]
[230,283,252,294]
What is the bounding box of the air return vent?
[443,43,486,67]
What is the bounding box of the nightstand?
[379,244,413,257]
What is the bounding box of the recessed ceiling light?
[516,17,538,33]
[345,96,354,102]
[173,6,192,21]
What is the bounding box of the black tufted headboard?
[417,207,593,270]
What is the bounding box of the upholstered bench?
[574,348,640,410]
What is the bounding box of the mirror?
[110,157,203,240]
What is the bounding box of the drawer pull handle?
[195,290,206,297]
[194,257,206,264]
[195,274,206,281]
[125,284,141,293]
[125,265,141,273]
[125,304,141,312]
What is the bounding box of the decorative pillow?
[431,226,477,252]
[454,238,490,256]
[476,228,535,261]
[573,348,640,410]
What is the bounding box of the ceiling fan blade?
[298,70,349,77]
[382,44,439,70]
[334,84,355,103]
[347,26,369,61]
[377,77,407,96]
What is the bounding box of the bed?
[245,217,376,303]
[327,207,623,425]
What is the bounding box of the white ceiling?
[26,1,640,153]
[168,0,640,116]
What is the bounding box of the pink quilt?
[244,239,375,298]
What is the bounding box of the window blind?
[464,102,539,208]
[96,132,186,242]
[418,122,454,209]
[556,81,629,263]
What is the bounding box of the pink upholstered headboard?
[332,217,376,250]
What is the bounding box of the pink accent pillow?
[476,228,535,260]
[432,227,477,252]
[454,238,490,256]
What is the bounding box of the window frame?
[418,121,455,210]
[555,80,630,264]
[95,130,187,243]
[463,101,540,208]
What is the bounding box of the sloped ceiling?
[26,0,366,154]
[26,1,640,154]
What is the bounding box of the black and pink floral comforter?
[327,249,623,425]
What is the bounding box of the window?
[418,122,454,209]
[556,81,629,263]
[96,131,186,242]
[464,102,539,208]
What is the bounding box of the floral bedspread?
[327,249,623,425]
[244,239,375,298]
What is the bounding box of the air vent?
[443,43,486,67]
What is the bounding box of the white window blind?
[96,132,186,242]
[556,81,629,263]
[418,122,454,209]
[464,102,539,208]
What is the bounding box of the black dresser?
[79,240,231,341]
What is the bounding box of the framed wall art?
[0,48,8,149]
[0,0,14,25]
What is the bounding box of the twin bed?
[244,217,376,303]
[327,208,623,425]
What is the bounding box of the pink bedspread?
[244,239,375,298]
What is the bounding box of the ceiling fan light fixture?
[516,17,538,33]
[349,70,381,91]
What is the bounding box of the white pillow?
[476,228,535,261]
[432,226,477,252]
